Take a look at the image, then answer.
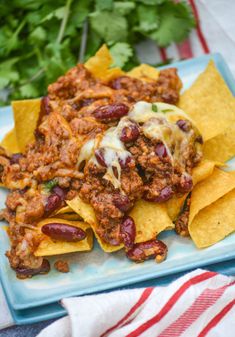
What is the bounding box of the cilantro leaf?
[89,10,128,43]
[43,179,58,192]
[95,0,113,11]
[135,4,160,33]
[152,103,158,112]
[110,42,133,68]
[136,0,166,4]
[114,2,136,15]
[148,2,195,46]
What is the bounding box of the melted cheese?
[77,138,96,167]
[129,101,191,124]
[77,101,195,189]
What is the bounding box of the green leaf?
[135,4,160,33]
[152,103,158,112]
[114,1,136,15]
[29,26,47,43]
[110,42,133,68]
[89,11,128,43]
[40,6,66,23]
[19,83,40,98]
[43,179,58,192]
[95,0,113,11]
[136,0,166,4]
[149,2,195,46]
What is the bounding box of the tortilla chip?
[66,196,123,253]
[34,218,93,256]
[0,128,20,153]
[85,44,124,82]
[203,123,235,163]
[166,195,187,221]
[128,64,159,81]
[189,189,235,248]
[55,206,74,215]
[189,168,235,225]
[179,61,235,141]
[12,98,41,152]
[192,159,218,185]
[129,200,174,241]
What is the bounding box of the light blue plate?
[1,53,235,319]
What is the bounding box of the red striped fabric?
[189,0,210,53]
[125,271,216,337]
[101,287,154,337]
[177,40,193,59]
[158,280,235,337]
[198,298,235,337]
[159,48,168,62]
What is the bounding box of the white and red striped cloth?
[37,269,235,337]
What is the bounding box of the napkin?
[37,269,235,337]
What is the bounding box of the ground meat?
[54,260,70,273]
[175,194,191,236]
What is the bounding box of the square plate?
[1,53,235,312]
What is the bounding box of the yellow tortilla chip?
[166,195,187,221]
[55,206,74,215]
[203,123,235,163]
[129,200,174,242]
[189,168,235,225]
[192,159,218,185]
[66,196,123,253]
[0,128,20,153]
[189,189,235,248]
[34,218,93,256]
[12,98,41,152]
[179,61,235,141]
[85,44,124,82]
[128,64,159,81]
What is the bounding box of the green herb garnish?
[43,179,58,192]
[152,103,158,112]
[162,109,173,113]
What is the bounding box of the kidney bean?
[144,186,173,203]
[126,239,167,262]
[42,222,86,242]
[195,135,203,144]
[41,96,51,115]
[95,148,107,167]
[176,119,191,132]
[118,155,133,169]
[45,194,62,214]
[113,193,131,212]
[93,104,129,122]
[120,216,136,249]
[177,174,193,193]
[15,259,50,278]
[10,153,23,164]
[52,186,66,200]
[155,143,168,158]
[120,123,140,143]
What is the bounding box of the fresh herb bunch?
[0,0,195,105]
